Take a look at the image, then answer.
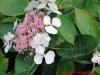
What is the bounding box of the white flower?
[37,2,47,9]
[34,54,43,64]
[46,3,62,15]
[25,0,61,15]
[44,50,55,64]
[3,32,14,44]
[4,42,12,53]
[3,32,14,53]
[25,0,39,11]
[30,32,51,48]
[43,15,61,34]
[34,50,55,64]
[48,0,56,3]
[37,0,57,10]
[25,0,47,10]
[35,45,45,54]
[91,51,100,64]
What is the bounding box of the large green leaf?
[56,58,74,75]
[58,15,78,44]
[0,51,8,75]
[75,8,100,38]
[0,0,29,16]
[56,35,97,58]
[57,0,84,9]
[84,3,100,16]
[15,53,38,75]
[0,23,14,38]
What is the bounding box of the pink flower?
[15,10,45,51]
[16,23,27,34]
[16,35,28,51]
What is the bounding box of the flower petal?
[52,10,62,15]
[34,54,43,64]
[48,0,56,3]
[43,15,51,25]
[93,50,100,57]
[8,32,14,39]
[25,0,39,11]
[45,26,58,34]
[42,32,51,41]
[30,33,41,48]
[47,3,62,15]
[48,3,58,10]
[41,40,49,47]
[91,56,99,63]
[40,32,51,47]
[44,50,55,64]
[52,17,61,27]
[3,32,14,42]
[35,45,45,54]
[39,0,47,3]
[37,3,47,9]
[4,43,12,53]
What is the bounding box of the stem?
[90,63,95,75]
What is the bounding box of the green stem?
[90,63,95,75]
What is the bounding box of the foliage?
[0,0,100,75]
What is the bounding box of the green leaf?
[49,34,65,48]
[0,23,14,38]
[0,0,29,16]
[56,42,75,59]
[41,63,56,75]
[74,35,97,53]
[15,53,38,75]
[74,55,92,64]
[74,60,91,64]
[92,0,99,2]
[98,7,100,19]
[94,66,100,74]
[56,35,97,58]
[15,54,28,74]
[57,0,84,9]
[49,35,59,48]
[7,71,15,75]
[84,3,100,16]
[75,8,100,38]
[56,58,74,75]
[55,35,65,46]
[1,17,18,23]
[0,51,8,75]
[58,15,78,44]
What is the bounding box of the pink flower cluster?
[16,11,44,51]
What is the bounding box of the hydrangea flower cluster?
[91,51,100,65]
[3,0,62,64]
[16,11,44,51]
